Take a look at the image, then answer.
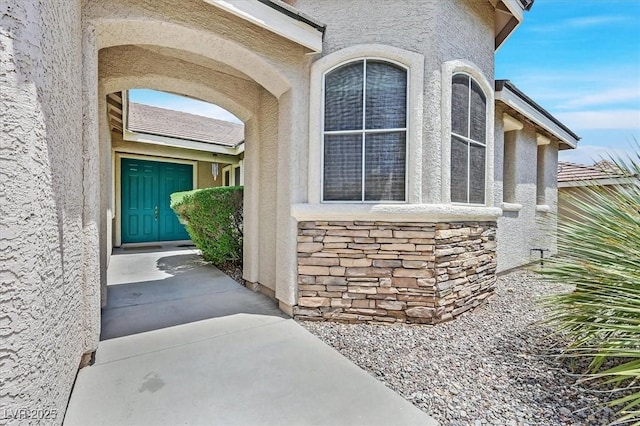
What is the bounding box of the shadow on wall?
[101,253,285,340]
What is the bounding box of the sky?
[130,0,640,165]
[496,0,640,164]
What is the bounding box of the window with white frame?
[322,59,407,202]
[450,73,487,204]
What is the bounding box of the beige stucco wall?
[495,105,560,272]
[558,184,630,224]
[197,161,223,188]
[296,0,494,204]
[0,0,90,421]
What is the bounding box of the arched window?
[450,73,487,204]
[322,59,407,202]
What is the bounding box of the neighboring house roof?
[558,161,636,187]
[495,80,580,150]
[127,102,244,148]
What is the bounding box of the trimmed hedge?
[171,186,243,266]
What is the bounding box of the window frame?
[450,72,488,205]
[320,57,410,203]
[440,59,495,207]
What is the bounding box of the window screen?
[450,74,487,204]
[323,60,407,202]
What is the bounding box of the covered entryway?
[80,0,325,353]
[120,158,192,243]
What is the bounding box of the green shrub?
[541,147,640,424]
[171,186,243,267]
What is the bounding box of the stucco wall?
[197,161,223,188]
[0,1,86,423]
[296,0,494,204]
[496,107,559,272]
[256,92,279,292]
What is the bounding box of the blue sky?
[129,90,243,124]
[496,0,640,164]
[131,0,640,165]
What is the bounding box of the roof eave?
[496,80,580,150]
[492,0,534,50]
[204,0,325,53]
[123,128,245,156]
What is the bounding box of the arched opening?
[86,7,304,340]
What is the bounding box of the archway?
[81,1,310,345]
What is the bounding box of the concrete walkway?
[101,247,286,340]
[64,247,436,426]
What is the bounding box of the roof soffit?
[203,0,325,52]
[491,0,532,50]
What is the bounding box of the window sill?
[536,204,551,213]
[291,203,502,222]
[501,202,522,212]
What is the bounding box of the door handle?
[154,206,159,221]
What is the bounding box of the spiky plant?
[541,146,640,425]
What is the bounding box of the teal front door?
[121,158,193,243]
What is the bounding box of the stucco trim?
[204,0,324,52]
[102,74,255,123]
[440,59,495,206]
[503,113,523,132]
[308,44,424,205]
[291,203,502,222]
[113,153,198,247]
[496,82,579,149]
[94,19,291,97]
[501,202,522,212]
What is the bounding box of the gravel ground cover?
[301,270,619,426]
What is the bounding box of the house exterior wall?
[1,0,565,419]
[495,105,559,272]
[197,162,223,188]
[296,0,495,204]
[0,0,88,421]
[289,0,500,319]
[558,184,632,224]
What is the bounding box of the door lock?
[154,206,159,221]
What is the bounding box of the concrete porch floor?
[64,247,436,425]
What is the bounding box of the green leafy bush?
[541,148,640,424]
[171,186,243,267]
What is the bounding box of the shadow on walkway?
[101,247,285,340]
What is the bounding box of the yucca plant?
[541,145,640,425]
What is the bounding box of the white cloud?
[554,110,640,130]
[559,144,635,165]
[558,87,640,109]
[529,15,629,33]
[567,16,629,28]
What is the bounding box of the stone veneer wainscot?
[295,221,497,324]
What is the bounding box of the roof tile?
[558,161,627,182]
[128,103,244,147]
